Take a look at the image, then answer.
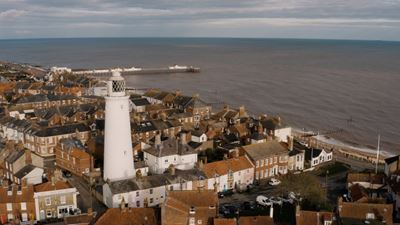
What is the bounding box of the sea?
[0,37,399,154]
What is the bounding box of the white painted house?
[191,130,208,143]
[274,127,292,143]
[202,155,254,192]
[305,148,333,167]
[143,137,197,175]
[102,169,207,208]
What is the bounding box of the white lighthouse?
[103,71,135,182]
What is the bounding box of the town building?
[295,207,335,225]
[241,141,288,180]
[161,190,218,225]
[93,207,157,225]
[55,138,92,176]
[337,197,393,225]
[202,155,254,192]
[143,135,197,175]
[103,168,207,208]
[0,180,35,223]
[33,177,79,220]
[305,148,333,168]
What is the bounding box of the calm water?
[0,38,399,153]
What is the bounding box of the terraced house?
[241,140,289,180]
[24,123,90,157]
[33,177,79,220]
[0,180,35,223]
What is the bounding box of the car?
[268,178,281,186]
[218,189,234,198]
[270,197,283,205]
[256,195,272,206]
[62,170,72,178]
[241,201,256,210]
[220,204,239,215]
[282,196,294,204]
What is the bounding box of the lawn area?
[317,162,350,177]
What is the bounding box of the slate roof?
[242,141,287,161]
[143,137,196,157]
[385,155,399,164]
[5,149,25,164]
[108,169,206,194]
[60,138,85,150]
[34,123,89,137]
[131,121,158,133]
[131,98,151,106]
[14,164,41,179]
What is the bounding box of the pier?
[71,65,200,76]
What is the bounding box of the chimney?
[21,178,27,187]
[180,132,187,145]
[270,205,274,218]
[175,90,181,96]
[239,105,246,117]
[257,123,263,134]
[169,165,176,176]
[25,149,32,164]
[87,208,93,217]
[155,132,161,147]
[120,197,126,212]
[288,136,294,151]
[51,176,56,186]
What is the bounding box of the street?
[67,175,107,216]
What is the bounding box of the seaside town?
[0,60,399,225]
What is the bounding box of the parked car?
[218,189,234,198]
[256,195,272,206]
[62,170,72,178]
[269,178,281,186]
[282,196,294,204]
[241,201,256,210]
[270,197,283,205]
[220,204,239,215]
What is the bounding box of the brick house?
[0,180,35,223]
[55,138,91,176]
[241,141,289,180]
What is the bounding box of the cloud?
[0,9,26,20]
[0,0,399,40]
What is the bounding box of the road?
[67,175,107,216]
[334,154,384,171]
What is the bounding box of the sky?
[0,0,400,41]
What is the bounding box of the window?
[265,159,268,165]
[6,203,12,211]
[366,213,375,219]
[274,157,277,163]
[165,159,168,163]
[149,189,153,194]
[136,201,140,207]
[270,158,273,165]
[256,161,259,168]
[260,160,264,167]
[21,202,27,210]
[136,192,139,197]
[46,210,52,218]
[60,195,66,204]
[170,186,174,191]
[150,198,154,204]
[45,197,51,206]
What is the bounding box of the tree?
[274,173,329,210]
